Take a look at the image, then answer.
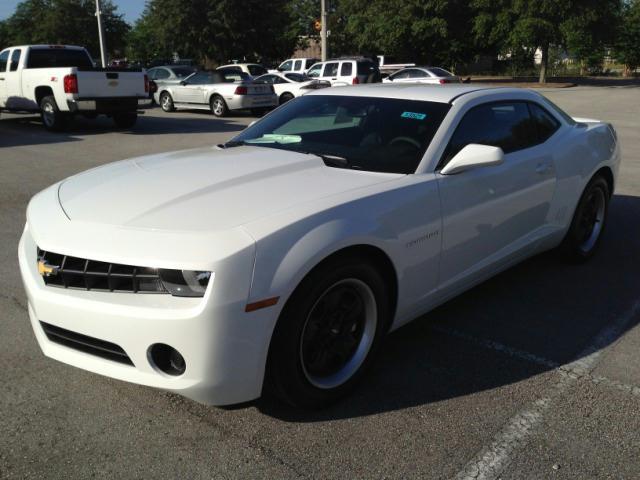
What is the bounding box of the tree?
[327,0,478,71]
[615,0,640,75]
[562,0,621,75]
[127,0,298,67]
[2,0,129,60]
[0,21,9,50]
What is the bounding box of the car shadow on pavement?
[257,194,640,421]
[0,110,246,148]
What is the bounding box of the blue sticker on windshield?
[401,112,427,120]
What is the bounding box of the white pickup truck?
[377,55,416,75]
[0,45,151,130]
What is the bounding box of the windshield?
[230,95,450,174]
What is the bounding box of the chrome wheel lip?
[579,188,606,254]
[299,278,377,390]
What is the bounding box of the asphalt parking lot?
[1,86,639,479]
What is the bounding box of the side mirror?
[440,144,504,175]
[180,80,187,86]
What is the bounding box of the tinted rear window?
[357,61,378,75]
[248,65,267,76]
[427,67,453,77]
[26,48,93,69]
[171,67,195,78]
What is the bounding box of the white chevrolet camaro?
[19,85,620,409]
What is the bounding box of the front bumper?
[18,190,278,405]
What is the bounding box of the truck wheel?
[113,112,138,129]
[210,95,228,117]
[40,96,69,132]
[160,92,175,112]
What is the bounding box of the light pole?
[95,0,108,67]
[320,0,328,61]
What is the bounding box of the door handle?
[535,163,552,175]
[0,77,5,81]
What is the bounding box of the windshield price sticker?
[401,112,427,120]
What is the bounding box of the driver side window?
[440,101,539,167]
[307,64,322,78]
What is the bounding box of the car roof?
[11,45,86,50]
[307,84,533,104]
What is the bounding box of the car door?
[322,62,339,85]
[172,72,207,103]
[436,101,557,290]
[0,49,10,107]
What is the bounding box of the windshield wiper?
[308,153,351,169]
[218,140,246,149]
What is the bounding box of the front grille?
[40,321,134,366]
[37,248,168,294]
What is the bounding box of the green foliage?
[326,0,476,70]
[615,0,640,73]
[2,0,129,59]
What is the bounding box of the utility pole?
[95,0,108,67]
[320,0,328,61]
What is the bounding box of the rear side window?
[340,62,353,76]
[0,50,10,71]
[529,102,561,141]
[26,48,93,69]
[294,60,303,71]
[155,68,170,80]
[10,49,22,71]
[323,62,339,77]
[248,65,267,76]
[427,67,453,77]
[442,102,539,164]
[305,59,318,69]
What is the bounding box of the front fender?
[247,214,398,310]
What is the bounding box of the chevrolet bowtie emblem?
[38,260,58,277]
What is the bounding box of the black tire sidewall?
[560,176,610,261]
[279,93,293,105]
[267,257,390,409]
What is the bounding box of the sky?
[0,0,146,23]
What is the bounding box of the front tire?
[40,96,69,131]
[160,92,175,112]
[210,95,228,117]
[266,256,390,409]
[559,175,610,262]
[279,92,294,105]
[113,112,138,129]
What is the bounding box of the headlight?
[159,270,213,297]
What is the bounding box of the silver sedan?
[154,70,278,117]
[383,66,461,85]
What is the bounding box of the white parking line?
[452,300,640,480]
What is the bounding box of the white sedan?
[19,85,620,409]
[383,66,461,84]
[253,72,330,104]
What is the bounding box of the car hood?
[58,146,398,232]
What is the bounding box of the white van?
[305,58,381,86]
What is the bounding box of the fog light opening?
[149,343,186,376]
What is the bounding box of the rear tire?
[266,256,390,409]
[558,175,609,262]
[279,92,294,105]
[113,112,138,129]
[40,96,69,131]
[210,95,228,117]
[160,92,175,112]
